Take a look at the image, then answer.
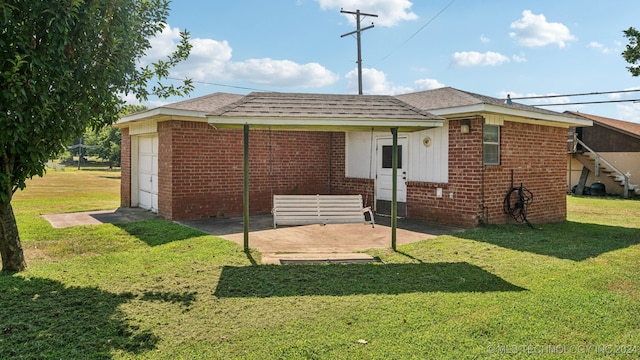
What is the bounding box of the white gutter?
[207,116,445,132]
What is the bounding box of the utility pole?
[340,9,377,95]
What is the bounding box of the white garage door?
[138,135,158,212]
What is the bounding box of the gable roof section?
[565,111,640,140]
[207,92,445,132]
[116,92,244,125]
[397,87,591,127]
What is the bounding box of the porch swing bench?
[272,194,375,228]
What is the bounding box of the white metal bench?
[273,194,374,228]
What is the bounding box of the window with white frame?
[483,124,500,165]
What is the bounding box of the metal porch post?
[243,123,249,252]
[391,127,398,251]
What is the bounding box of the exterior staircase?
[571,139,638,198]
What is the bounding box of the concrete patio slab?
[42,208,463,265]
[181,215,463,264]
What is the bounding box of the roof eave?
[115,108,207,127]
[429,104,593,127]
[207,116,444,132]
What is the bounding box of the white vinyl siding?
[345,125,449,183]
[408,124,449,183]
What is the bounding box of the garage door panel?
[137,135,158,212]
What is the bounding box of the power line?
[167,77,271,92]
[534,99,640,106]
[511,88,640,100]
[377,0,457,64]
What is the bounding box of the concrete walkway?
[43,208,159,228]
[43,208,463,265]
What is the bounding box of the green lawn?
[2,170,640,359]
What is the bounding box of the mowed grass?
[2,170,640,359]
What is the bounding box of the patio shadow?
[214,262,525,298]
[115,219,207,246]
[456,221,640,261]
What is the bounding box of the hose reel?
[503,183,534,228]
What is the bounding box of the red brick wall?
[487,121,567,225]
[405,118,567,227]
[120,127,131,208]
[156,121,332,220]
[122,118,568,226]
[157,122,174,219]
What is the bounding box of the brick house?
[116,87,590,228]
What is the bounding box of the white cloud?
[611,87,640,123]
[509,10,575,48]
[480,35,490,44]
[172,38,233,81]
[346,68,443,95]
[316,0,417,27]
[413,78,445,91]
[345,68,408,94]
[118,92,143,106]
[617,103,640,123]
[227,59,339,88]
[512,52,527,63]
[141,25,182,65]
[587,41,612,54]
[142,23,338,90]
[451,51,511,67]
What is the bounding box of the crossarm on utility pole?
[340,9,378,95]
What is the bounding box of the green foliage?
[81,105,147,166]
[83,127,122,166]
[622,27,640,76]
[0,1,191,204]
[0,0,192,270]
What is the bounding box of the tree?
[622,27,640,76]
[0,1,192,271]
[81,126,121,167]
[83,106,147,168]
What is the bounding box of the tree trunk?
[0,202,27,272]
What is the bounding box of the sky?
[133,0,640,123]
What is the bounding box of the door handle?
[402,171,407,180]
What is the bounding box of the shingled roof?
[162,92,244,113]
[207,92,445,132]
[396,87,589,126]
[210,92,442,120]
[565,111,640,139]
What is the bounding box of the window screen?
[483,125,500,165]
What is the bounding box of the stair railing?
[576,139,629,198]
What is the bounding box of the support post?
[391,127,398,250]
[243,123,249,252]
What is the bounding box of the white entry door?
[138,135,158,212]
[376,137,408,203]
